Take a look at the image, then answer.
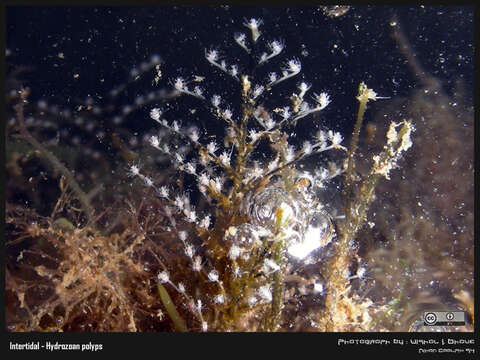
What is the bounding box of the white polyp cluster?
[207,269,219,282]
[259,39,284,65]
[298,82,311,99]
[302,141,313,155]
[230,65,239,77]
[128,163,155,189]
[219,151,231,167]
[222,108,233,120]
[128,164,141,177]
[150,108,162,122]
[189,128,200,143]
[170,120,180,133]
[178,230,188,242]
[172,77,205,99]
[252,85,264,99]
[178,282,186,294]
[174,77,186,91]
[247,296,257,308]
[243,17,263,43]
[199,215,211,230]
[328,130,343,146]
[285,58,301,73]
[285,91,332,124]
[205,48,219,63]
[205,141,217,155]
[157,270,170,284]
[184,208,197,223]
[211,94,221,108]
[135,18,356,330]
[183,162,196,175]
[228,244,242,260]
[242,161,264,184]
[257,284,272,303]
[149,135,160,149]
[263,259,280,275]
[248,129,260,143]
[205,49,239,79]
[192,256,202,272]
[213,294,225,304]
[267,58,302,87]
[157,185,168,199]
[313,92,331,110]
[269,40,284,55]
[285,145,296,162]
[234,32,250,53]
[268,72,278,84]
[184,243,194,258]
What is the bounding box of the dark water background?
[6,6,474,137]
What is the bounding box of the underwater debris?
[320,6,351,18]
